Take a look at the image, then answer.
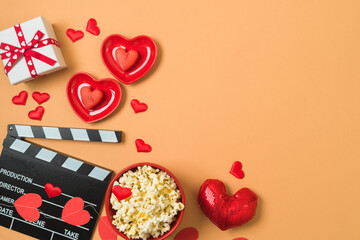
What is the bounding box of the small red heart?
[115,48,139,72]
[80,86,104,110]
[28,106,44,120]
[66,28,84,42]
[12,91,28,105]
[174,227,199,240]
[112,185,132,201]
[62,197,90,226]
[32,91,50,104]
[98,216,118,240]
[131,99,148,113]
[86,18,100,36]
[14,193,42,222]
[230,161,245,179]
[45,183,62,198]
[198,179,257,231]
[135,139,152,153]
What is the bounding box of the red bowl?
[105,162,185,240]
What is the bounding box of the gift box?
[0,16,66,85]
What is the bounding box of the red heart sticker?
[12,91,28,105]
[44,183,62,198]
[101,34,157,84]
[174,227,199,240]
[67,72,122,123]
[98,216,118,240]
[198,179,257,231]
[62,197,90,226]
[14,193,42,222]
[86,18,100,36]
[131,99,148,113]
[66,29,84,42]
[80,86,104,110]
[112,185,132,201]
[32,91,50,105]
[230,161,245,179]
[28,106,44,120]
[135,139,152,153]
[115,48,139,71]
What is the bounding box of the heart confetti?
[230,161,245,179]
[12,91,28,105]
[135,139,152,153]
[28,106,45,120]
[86,18,100,36]
[32,91,50,104]
[44,183,62,198]
[112,185,132,201]
[14,193,42,222]
[66,28,84,42]
[131,99,148,113]
[98,216,118,240]
[174,227,199,240]
[115,48,139,72]
[62,197,90,226]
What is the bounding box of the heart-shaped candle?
[67,72,122,123]
[101,34,157,84]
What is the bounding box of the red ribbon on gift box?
[0,24,60,78]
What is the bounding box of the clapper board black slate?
[0,124,122,240]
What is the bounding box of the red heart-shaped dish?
[101,34,157,84]
[198,179,257,231]
[67,72,122,123]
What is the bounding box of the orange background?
[1,0,360,239]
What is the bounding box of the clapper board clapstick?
[0,124,122,240]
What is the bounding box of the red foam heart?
[230,161,245,179]
[115,48,139,72]
[112,185,132,201]
[67,72,122,123]
[135,139,152,152]
[66,28,84,42]
[86,18,100,36]
[62,197,90,226]
[80,86,104,110]
[28,106,44,120]
[174,227,199,240]
[14,193,42,222]
[98,216,118,240]
[198,179,257,231]
[12,91,28,105]
[101,34,157,84]
[32,91,50,105]
[45,183,62,198]
[131,99,148,113]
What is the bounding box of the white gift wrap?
[0,16,67,85]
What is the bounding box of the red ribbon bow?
[0,24,60,78]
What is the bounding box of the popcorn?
[110,165,184,240]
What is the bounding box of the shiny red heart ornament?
[66,28,84,42]
[198,179,257,231]
[32,91,50,104]
[101,34,157,84]
[112,185,132,201]
[67,72,122,123]
[62,197,90,226]
[28,106,44,120]
[14,193,42,222]
[131,99,148,113]
[12,91,28,105]
[80,87,104,110]
[45,183,62,198]
[135,139,152,152]
[86,18,100,36]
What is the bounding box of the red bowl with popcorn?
[105,162,185,240]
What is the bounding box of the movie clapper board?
[0,124,122,240]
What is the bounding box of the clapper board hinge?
[7,124,122,143]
